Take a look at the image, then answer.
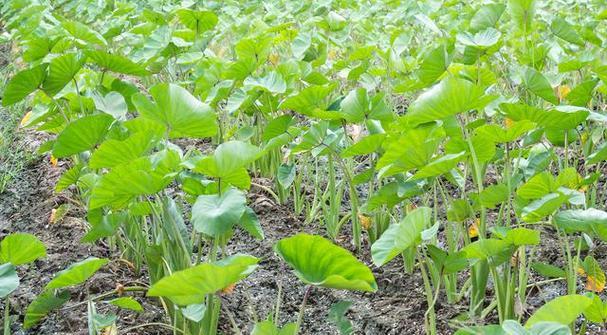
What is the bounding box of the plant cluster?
[1,0,607,334]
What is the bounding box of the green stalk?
[3,297,9,335]
[296,286,313,334]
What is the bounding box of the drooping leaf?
[0,233,46,266]
[23,290,70,329]
[554,208,607,241]
[42,53,85,96]
[45,257,108,290]
[52,114,115,158]
[522,67,558,105]
[2,64,47,106]
[62,20,107,46]
[411,152,466,180]
[550,17,584,46]
[147,254,258,305]
[0,263,19,298]
[371,207,432,266]
[89,132,155,169]
[275,233,377,292]
[85,50,149,76]
[108,297,143,312]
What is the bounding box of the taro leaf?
[470,4,505,32]
[42,53,85,96]
[550,17,584,46]
[522,67,558,105]
[554,208,607,241]
[404,77,494,127]
[371,207,432,266]
[147,254,258,305]
[192,141,262,187]
[252,321,298,335]
[525,295,592,327]
[531,262,566,278]
[182,304,206,322]
[341,134,386,158]
[85,50,149,76]
[474,120,534,143]
[132,83,217,139]
[92,91,128,119]
[52,114,114,158]
[0,233,46,266]
[521,193,567,223]
[587,142,607,165]
[191,187,247,236]
[457,28,501,48]
[503,227,540,246]
[23,290,70,329]
[0,263,19,298]
[462,239,512,262]
[239,207,264,240]
[89,132,155,169]
[108,297,143,312]
[82,212,125,243]
[479,184,509,208]
[517,171,557,200]
[175,9,218,33]
[504,320,570,335]
[45,257,108,290]
[339,88,392,123]
[280,84,341,120]
[566,79,599,107]
[411,152,466,180]
[62,20,107,46]
[328,301,353,335]
[583,293,607,323]
[89,150,181,209]
[244,71,287,94]
[277,163,296,188]
[2,64,47,106]
[275,233,377,292]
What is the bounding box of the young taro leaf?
[52,114,115,158]
[0,233,46,266]
[0,263,19,298]
[275,233,377,292]
[147,254,258,305]
[45,257,108,290]
[525,295,592,327]
[191,187,247,237]
[24,290,70,329]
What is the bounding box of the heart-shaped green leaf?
[526,295,592,327]
[0,233,46,266]
[2,64,47,106]
[45,257,108,290]
[147,254,258,305]
[275,233,377,292]
[191,187,247,236]
[52,114,115,158]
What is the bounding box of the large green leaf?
[275,233,377,292]
[339,88,392,123]
[411,152,466,180]
[470,4,506,31]
[89,150,180,209]
[522,67,558,105]
[45,257,108,290]
[0,263,19,298]
[404,77,494,126]
[191,187,247,236]
[521,193,567,222]
[280,84,340,120]
[92,91,128,119]
[24,290,70,329]
[550,17,584,46]
[132,83,217,139]
[371,207,432,266]
[175,9,218,33]
[62,20,107,46]
[52,114,115,158]
[2,64,47,106]
[89,132,155,169]
[554,208,607,241]
[525,295,592,327]
[341,134,386,158]
[244,71,287,94]
[147,254,258,305]
[85,50,149,76]
[192,141,262,188]
[0,233,46,266]
[42,53,85,96]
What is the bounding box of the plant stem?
[296,285,313,333]
[3,297,9,335]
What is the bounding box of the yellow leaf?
[269,53,279,65]
[586,275,606,293]
[504,117,514,129]
[468,219,480,238]
[557,85,571,100]
[20,111,32,127]
[50,155,58,167]
[221,283,236,295]
[358,214,372,230]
